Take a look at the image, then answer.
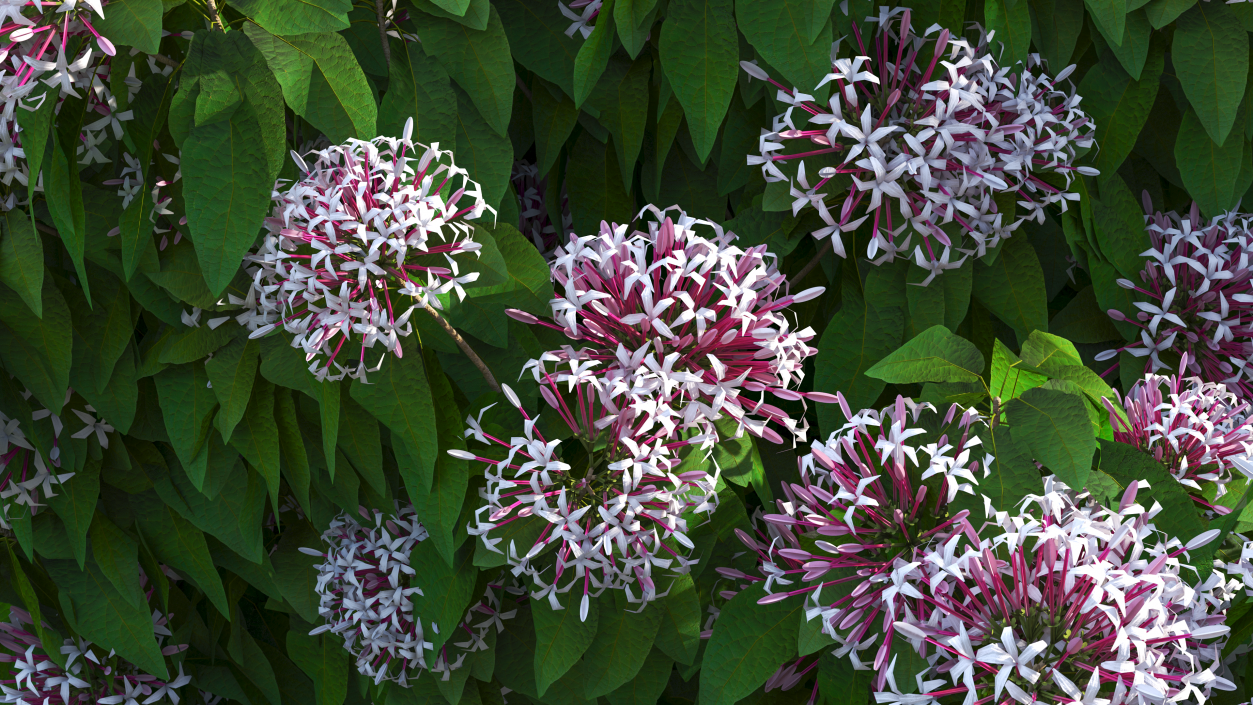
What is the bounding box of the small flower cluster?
[0,387,112,529]
[512,160,570,258]
[455,374,721,618]
[241,118,492,381]
[742,7,1095,284]
[104,145,185,252]
[1097,202,1253,400]
[507,204,832,444]
[720,395,991,687]
[882,479,1236,705]
[302,504,522,686]
[1103,354,1253,505]
[559,0,601,38]
[1,600,192,705]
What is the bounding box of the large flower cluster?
[0,603,192,705]
[742,7,1095,284]
[302,504,522,686]
[1097,202,1253,399]
[507,205,832,444]
[241,118,492,381]
[512,160,570,258]
[1103,354,1253,505]
[0,387,112,529]
[720,395,990,687]
[454,370,721,618]
[885,479,1236,705]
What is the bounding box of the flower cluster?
[559,0,601,38]
[302,503,522,686]
[0,387,112,530]
[104,144,184,252]
[454,369,722,618]
[512,160,570,258]
[1103,354,1253,506]
[1,601,192,705]
[884,478,1236,705]
[720,395,990,687]
[240,118,492,381]
[507,205,832,444]
[1097,202,1253,400]
[742,7,1095,284]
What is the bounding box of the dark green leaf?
[1084,0,1126,46]
[533,595,599,696]
[736,0,834,106]
[230,0,350,34]
[1176,105,1249,218]
[45,455,100,568]
[0,207,44,317]
[379,40,456,145]
[1079,41,1162,176]
[586,53,651,188]
[1006,386,1097,489]
[494,0,581,97]
[47,132,90,303]
[653,572,701,665]
[660,0,738,161]
[132,490,231,618]
[287,631,349,705]
[1092,174,1151,280]
[1173,1,1249,146]
[972,235,1048,343]
[573,0,617,107]
[272,520,323,623]
[1049,286,1123,343]
[985,0,1032,68]
[411,540,479,655]
[698,583,801,705]
[89,513,145,609]
[206,337,261,446]
[95,0,164,52]
[1096,439,1207,542]
[154,362,219,478]
[584,596,664,698]
[421,6,514,137]
[604,649,672,705]
[1028,0,1083,69]
[615,0,660,58]
[817,649,873,705]
[453,83,514,209]
[350,349,437,491]
[531,80,579,176]
[0,279,71,414]
[566,130,634,234]
[952,426,1042,520]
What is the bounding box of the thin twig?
[793,238,833,284]
[374,0,392,66]
[34,222,56,238]
[205,0,224,31]
[516,75,533,102]
[150,53,180,69]
[423,303,500,393]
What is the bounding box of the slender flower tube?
[885,479,1236,705]
[241,118,492,381]
[742,7,1096,284]
[454,364,721,619]
[507,204,835,445]
[1096,201,1253,400]
[302,503,523,686]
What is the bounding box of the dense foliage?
[7,1,1253,705]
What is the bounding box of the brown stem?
[34,222,57,237]
[375,0,392,66]
[515,76,533,102]
[793,238,834,284]
[423,303,500,393]
[205,0,224,30]
[151,53,180,69]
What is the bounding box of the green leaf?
[531,80,579,176]
[604,649,672,705]
[411,540,479,655]
[89,513,145,609]
[336,394,385,496]
[45,557,168,679]
[183,98,272,296]
[230,0,350,34]
[229,376,282,512]
[379,40,457,145]
[1095,439,1207,542]
[271,520,322,623]
[5,543,67,669]
[206,337,261,446]
[736,0,834,107]
[47,132,90,304]
[453,83,514,209]
[1079,43,1162,176]
[817,649,873,705]
[412,351,469,563]
[132,491,232,618]
[1006,386,1097,489]
[1093,9,1152,80]
[990,339,1048,401]
[421,6,514,137]
[583,595,664,698]
[566,130,634,234]
[274,387,312,515]
[698,583,802,705]
[245,26,378,142]
[660,0,738,161]
[350,349,437,491]
[952,426,1042,520]
[45,455,100,568]
[154,362,219,477]
[1176,105,1249,219]
[972,234,1048,343]
[1019,330,1082,369]
[61,265,131,395]
[495,603,541,698]
[494,0,581,98]
[586,53,651,189]
[0,279,72,414]
[615,0,660,58]
[119,73,174,280]
[1049,285,1125,343]
[287,632,349,705]
[1089,258,1139,341]
[573,0,617,108]
[1092,175,1151,281]
[0,207,44,317]
[96,0,163,51]
[163,456,267,564]
[653,572,701,665]
[1144,0,1194,28]
[1173,1,1249,146]
[1084,0,1126,46]
[1028,0,1083,69]
[866,324,985,385]
[985,0,1032,68]
[533,595,599,696]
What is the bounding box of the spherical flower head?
[303,503,522,686]
[889,478,1236,705]
[507,204,834,444]
[1096,202,1253,400]
[742,7,1095,285]
[726,394,989,687]
[242,118,493,382]
[0,603,193,705]
[454,368,722,619]
[512,160,570,258]
[1103,354,1253,505]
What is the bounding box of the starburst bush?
[3,2,1253,705]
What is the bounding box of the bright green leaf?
[660,0,738,162]
[1173,1,1249,146]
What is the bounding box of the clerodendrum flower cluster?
[301,504,522,686]
[884,479,1235,705]
[512,159,570,258]
[1097,201,1253,400]
[720,395,990,690]
[507,205,832,444]
[241,118,491,381]
[1104,354,1253,506]
[743,7,1096,284]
